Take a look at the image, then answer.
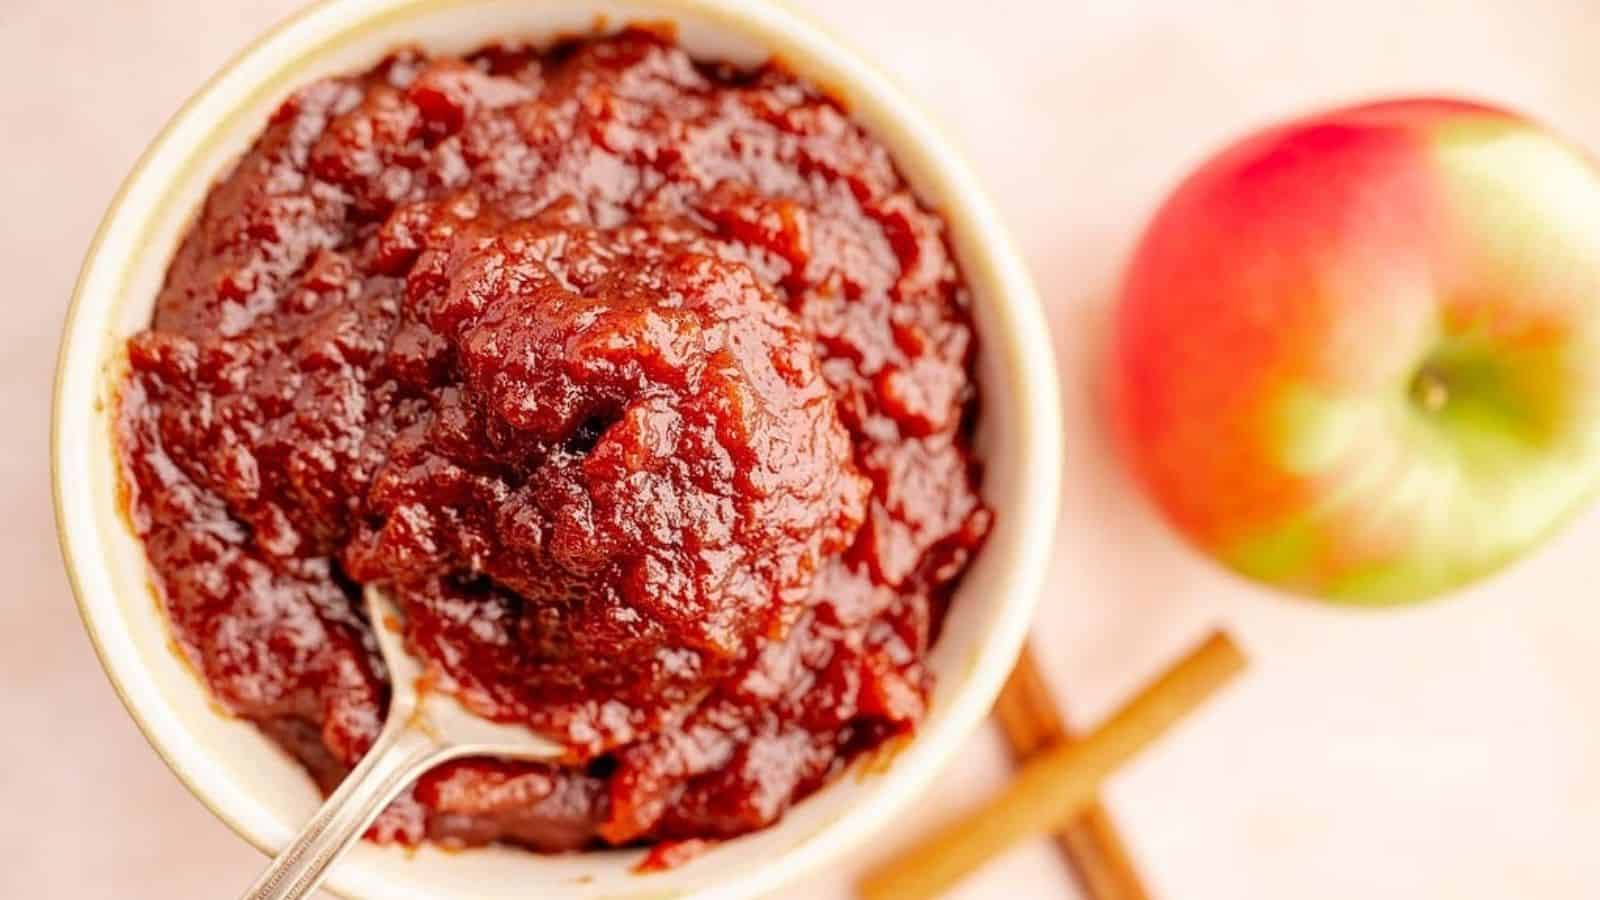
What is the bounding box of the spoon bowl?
[241,586,567,900]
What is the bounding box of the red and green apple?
[1109,98,1600,604]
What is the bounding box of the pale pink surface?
[8,1,1600,897]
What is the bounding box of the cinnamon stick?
[860,632,1246,900]
[994,645,1150,900]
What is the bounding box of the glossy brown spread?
[116,29,989,856]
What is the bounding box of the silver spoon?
[242,585,568,900]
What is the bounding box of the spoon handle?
[241,718,444,900]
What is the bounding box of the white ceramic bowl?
[53,1,1062,897]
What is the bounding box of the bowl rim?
[52,0,1063,897]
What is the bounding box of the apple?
[1108,98,1600,604]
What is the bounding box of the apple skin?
[1109,98,1600,604]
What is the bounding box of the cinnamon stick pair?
[860,632,1246,900]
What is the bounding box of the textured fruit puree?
[116,29,989,856]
